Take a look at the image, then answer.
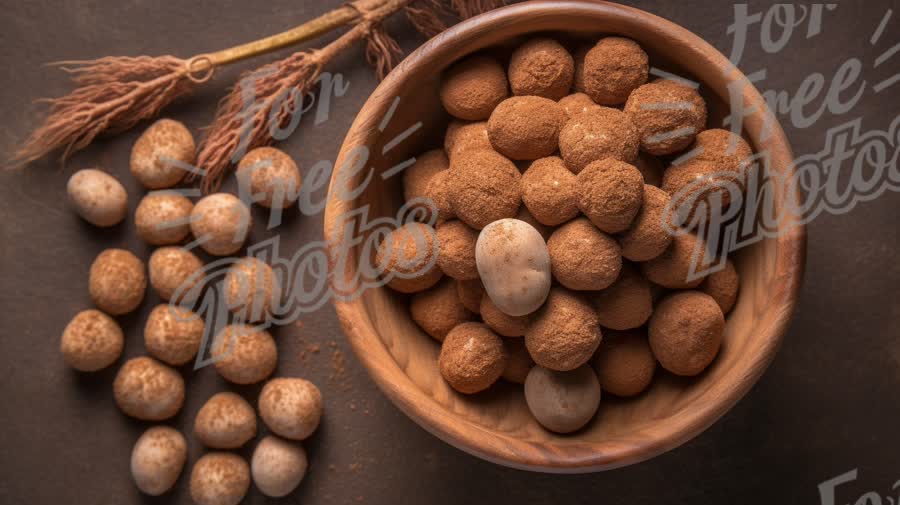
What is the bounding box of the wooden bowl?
[324,0,806,472]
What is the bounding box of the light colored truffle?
[521,156,579,226]
[375,222,442,293]
[576,158,645,233]
[547,217,622,291]
[89,248,146,315]
[440,55,509,120]
[224,257,281,322]
[189,452,250,505]
[524,365,601,433]
[525,287,602,371]
[113,356,185,421]
[130,119,195,189]
[144,304,204,366]
[258,378,322,440]
[508,38,574,100]
[148,247,204,302]
[576,37,649,105]
[190,193,252,256]
[592,329,656,397]
[487,96,567,160]
[448,149,521,229]
[410,278,474,341]
[135,191,194,245]
[236,146,303,209]
[130,426,187,496]
[439,322,507,394]
[211,324,278,385]
[60,309,124,372]
[559,106,639,174]
[592,263,653,330]
[66,168,128,227]
[648,291,724,376]
[251,436,308,498]
[194,392,257,449]
[624,79,707,155]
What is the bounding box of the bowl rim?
[324,0,807,472]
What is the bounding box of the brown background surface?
[1,1,898,504]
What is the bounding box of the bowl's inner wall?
[345,23,780,448]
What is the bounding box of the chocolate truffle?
[521,156,579,226]
[635,152,664,187]
[480,294,531,337]
[189,452,250,505]
[701,258,740,314]
[211,324,278,385]
[577,37,649,105]
[487,96,566,160]
[60,309,124,372]
[547,218,622,291]
[618,184,674,262]
[89,248,146,316]
[258,378,322,440]
[236,146,302,209]
[448,149,521,229]
[375,222,442,293]
[135,191,193,245]
[148,247,204,302]
[558,92,600,119]
[691,128,754,173]
[508,38,575,100]
[559,107,639,173]
[251,436,308,498]
[438,322,507,394]
[455,278,484,314]
[194,392,257,449]
[130,426,187,496]
[436,220,479,280]
[576,158,644,233]
[130,119,194,189]
[440,55,508,120]
[444,121,491,160]
[402,149,449,211]
[592,263,653,330]
[501,339,534,384]
[624,79,707,155]
[144,304,204,366]
[113,356,185,421]
[641,232,710,289]
[524,365,601,433]
[592,329,656,397]
[525,287,602,371]
[663,158,743,220]
[410,278,474,341]
[190,193,252,256]
[648,291,724,376]
[424,170,455,221]
[224,257,281,323]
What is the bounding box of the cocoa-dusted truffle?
[148,247,203,302]
[635,152,664,187]
[438,322,506,394]
[60,309,124,372]
[501,339,534,384]
[189,452,250,505]
[525,287,602,371]
[618,185,674,262]
[130,426,187,496]
[212,324,278,385]
[236,146,302,209]
[648,291,724,376]
[559,107,639,173]
[135,191,193,245]
[258,378,322,440]
[402,149,448,206]
[424,170,455,221]
[410,278,473,341]
[194,392,257,449]
[89,248,146,315]
[190,193,252,256]
[480,294,531,337]
[436,220,478,280]
[448,148,521,229]
[641,232,710,288]
[576,158,644,233]
[547,218,622,291]
[508,38,574,100]
[375,222,442,293]
[524,365,601,433]
[577,37,649,105]
[455,278,484,314]
[624,79,707,155]
[144,304,204,366]
[592,329,656,397]
[557,92,600,119]
[521,156,579,226]
[114,356,185,421]
[663,158,742,219]
[224,257,281,323]
[444,121,491,160]
[487,96,566,160]
[130,119,194,189]
[592,263,652,330]
[701,258,740,314]
[440,55,508,120]
[691,128,753,173]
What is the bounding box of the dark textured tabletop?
[1,1,899,504]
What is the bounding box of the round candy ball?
[148,246,204,302]
[521,156,579,226]
[455,278,485,314]
[488,96,566,160]
[525,288,602,371]
[130,426,187,496]
[224,257,281,322]
[423,169,455,221]
[259,378,322,440]
[559,106,639,174]
[410,278,474,341]
[212,324,278,385]
[89,248,146,315]
[403,149,448,219]
[448,149,521,229]
[444,121,491,161]
[624,79,707,155]
[66,168,128,227]
[691,128,754,173]
[557,92,600,119]
[130,119,195,189]
[508,37,574,100]
[618,184,674,262]
[251,436,308,498]
[236,146,302,209]
[113,356,185,421]
[436,220,478,280]
[576,37,649,105]
[189,452,250,505]
[592,329,656,397]
[375,222,442,293]
[524,365,601,433]
[144,304,204,366]
[701,258,740,314]
[649,291,724,376]
[547,217,622,291]
[190,193,252,256]
[60,309,124,372]
[577,158,645,233]
[438,322,507,394]
[641,232,709,289]
[502,339,535,384]
[135,191,194,245]
[194,392,257,449]
[480,294,531,337]
[440,55,508,120]
[592,263,653,330]
[663,158,742,219]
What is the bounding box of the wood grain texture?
[323,0,807,472]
